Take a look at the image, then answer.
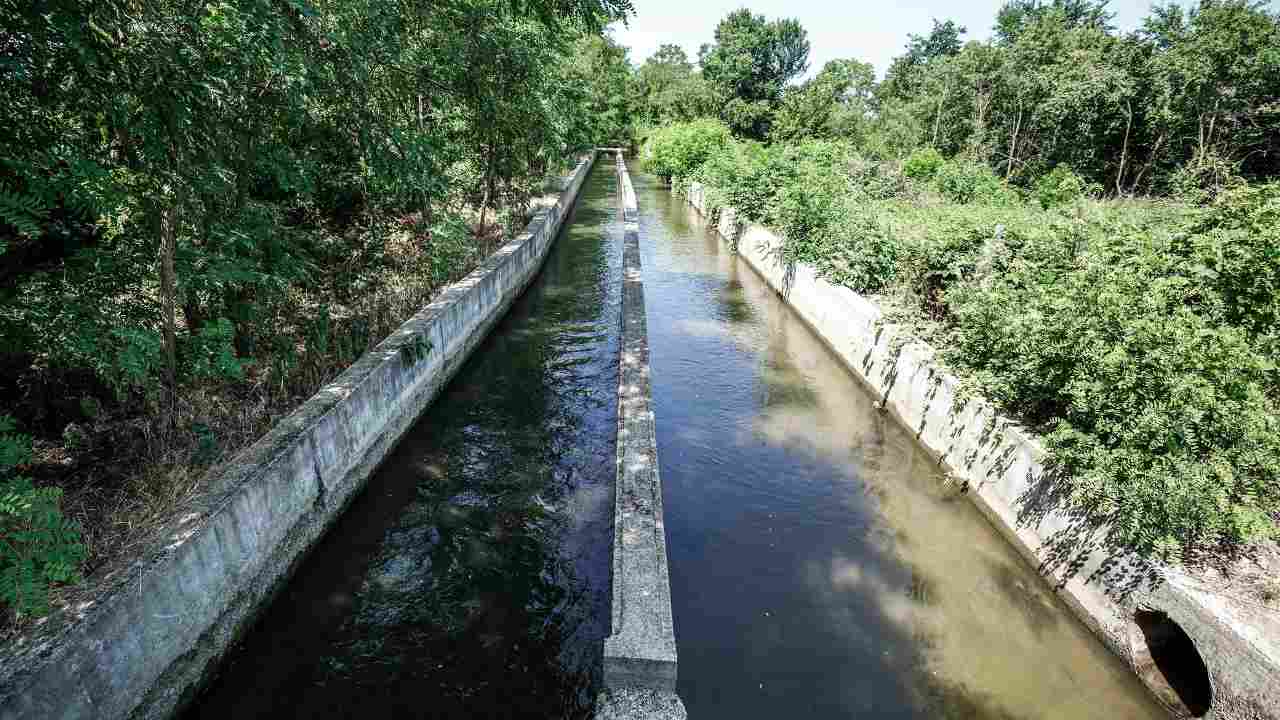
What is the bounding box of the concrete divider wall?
[683,180,1280,720]
[0,152,597,720]
[597,153,685,720]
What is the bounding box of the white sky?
[610,0,1220,79]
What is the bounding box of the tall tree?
[994,0,1114,44]
[634,44,717,124]
[770,59,876,144]
[881,19,967,100]
[699,9,811,139]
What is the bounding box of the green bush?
[846,155,910,201]
[1033,165,1088,209]
[1,415,86,618]
[813,204,899,293]
[762,141,853,259]
[185,318,246,381]
[695,139,771,222]
[642,119,733,181]
[945,215,1280,555]
[1169,151,1245,204]
[933,157,1018,205]
[902,147,945,181]
[1173,181,1280,356]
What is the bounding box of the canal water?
[186,159,1165,719]
[632,172,1164,720]
[187,159,623,719]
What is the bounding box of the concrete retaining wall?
[598,153,685,719]
[683,181,1280,720]
[0,152,597,720]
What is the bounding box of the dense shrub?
[695,139,772,222]
[933,158,1018,205]
[642,119,733,181]
[846,156,911,201]
[1172,182,1280,357]
[1169,152,1246,204]
[902,148,945,181]
[945,221,1280,555]
[761,141,853,259]
[1033,166,1088,209]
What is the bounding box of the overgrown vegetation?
[1,415,85,619]
[638,0,1280,560]
[0,0,633,620]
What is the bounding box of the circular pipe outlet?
[1130,608,1214,717]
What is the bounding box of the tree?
[881,19,967,100]
[994,0,1114,44]
[1144,0,1280,182]
[634,44,717,124]
[770,59,876,144]
[565,33,635,146]
[0,0,634,419]
[699,9,811,139]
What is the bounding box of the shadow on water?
[633,172,1165,720]
[185,161,622,720]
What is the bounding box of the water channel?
[186,159,1165,719]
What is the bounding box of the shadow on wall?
[1132,609,1213,717]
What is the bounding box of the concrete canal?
[186,159,622,719]
[184,160,1167,719]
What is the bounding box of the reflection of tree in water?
[302,172,619,719]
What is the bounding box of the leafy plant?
[903,148,945,181]
[933,157,1017,205]
[0,416,86,618]
[1034,165,1088,209]
[642,119,733,180]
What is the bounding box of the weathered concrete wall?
[599,153,685,719]
[0,153,597,720]
[683,181,1280,720]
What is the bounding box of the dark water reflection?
[186,161,621,720]
[633,173,1165,720]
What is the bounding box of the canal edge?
[680,179,1280,720]
[597,151,687,720]
[0,154,600,720]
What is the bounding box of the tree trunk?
[477,146,494,235]
[932,85,947,148]
[1132,131,1165,193]
[159,201,178,403]
[1006,108,1022,181]
[1116,102,1133,196]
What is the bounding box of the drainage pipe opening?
[1133,608,1213,717]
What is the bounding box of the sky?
[610,0,1197,80]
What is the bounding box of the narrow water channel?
[186,159,622,719]
[632,172,1166,720]
[187,160,1166,720]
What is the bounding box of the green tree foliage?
[641,119,733,181]
[0,0,632,406]
[994,0,1114,43]
[0,0,634,606]
[872,0,1280,192]
[698,9,810,139]
[880,19,967,101]
[633,44,717,125]
[770,59,876,144]
[565,33,636,147]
